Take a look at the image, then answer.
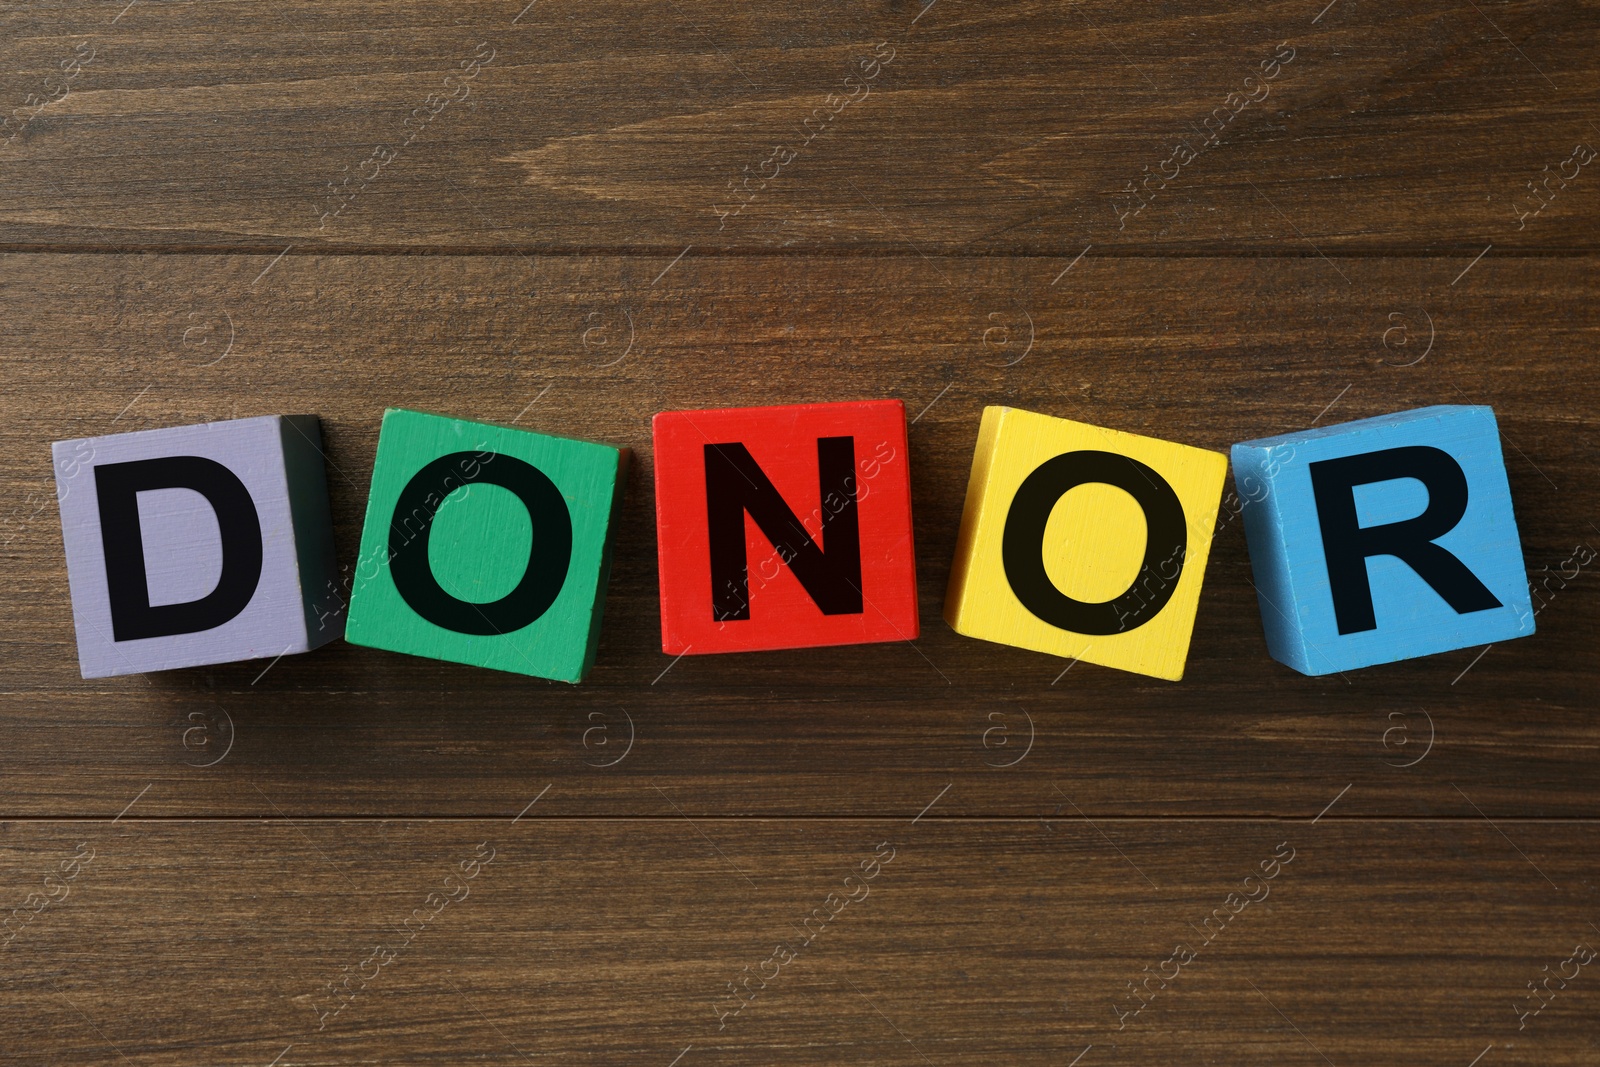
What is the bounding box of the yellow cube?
[944,407,1228,680]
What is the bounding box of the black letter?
[1002,451,1187,635]
[388,451,571,635]
[704,438,862,621]
[94,456,263,641]
[1309,445,1502,635]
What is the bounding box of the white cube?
[53,415,342,678]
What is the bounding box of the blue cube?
[1232,405,1534,675]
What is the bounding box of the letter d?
[94,456,263,640]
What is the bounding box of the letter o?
[388,451,572,635]
[1001,450,1187,635]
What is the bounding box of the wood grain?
[4,0,1598,1058]
[2,253,1594,818]
[2,818,1596,1065]
[0,0,1596,252]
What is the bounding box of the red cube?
[652,400,920,655]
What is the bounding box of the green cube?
[346,408,627,682]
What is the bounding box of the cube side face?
[652,400,919,655]
[52,416,313,678]
[1230,442,1316,674]
[278,416,344,649]
[344,409,624,682]
[1235,405,1535,674]
[943,405,1005,633]
[945,407,1228,681]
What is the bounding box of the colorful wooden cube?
[652,400,919,655]
[1232,405,1534,675]
[944,407,1227,681]
[52,415,341,678]
[344,408,627,682]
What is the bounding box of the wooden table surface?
[3,2,1597,1063]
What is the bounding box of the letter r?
[1309,445,1502,634]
